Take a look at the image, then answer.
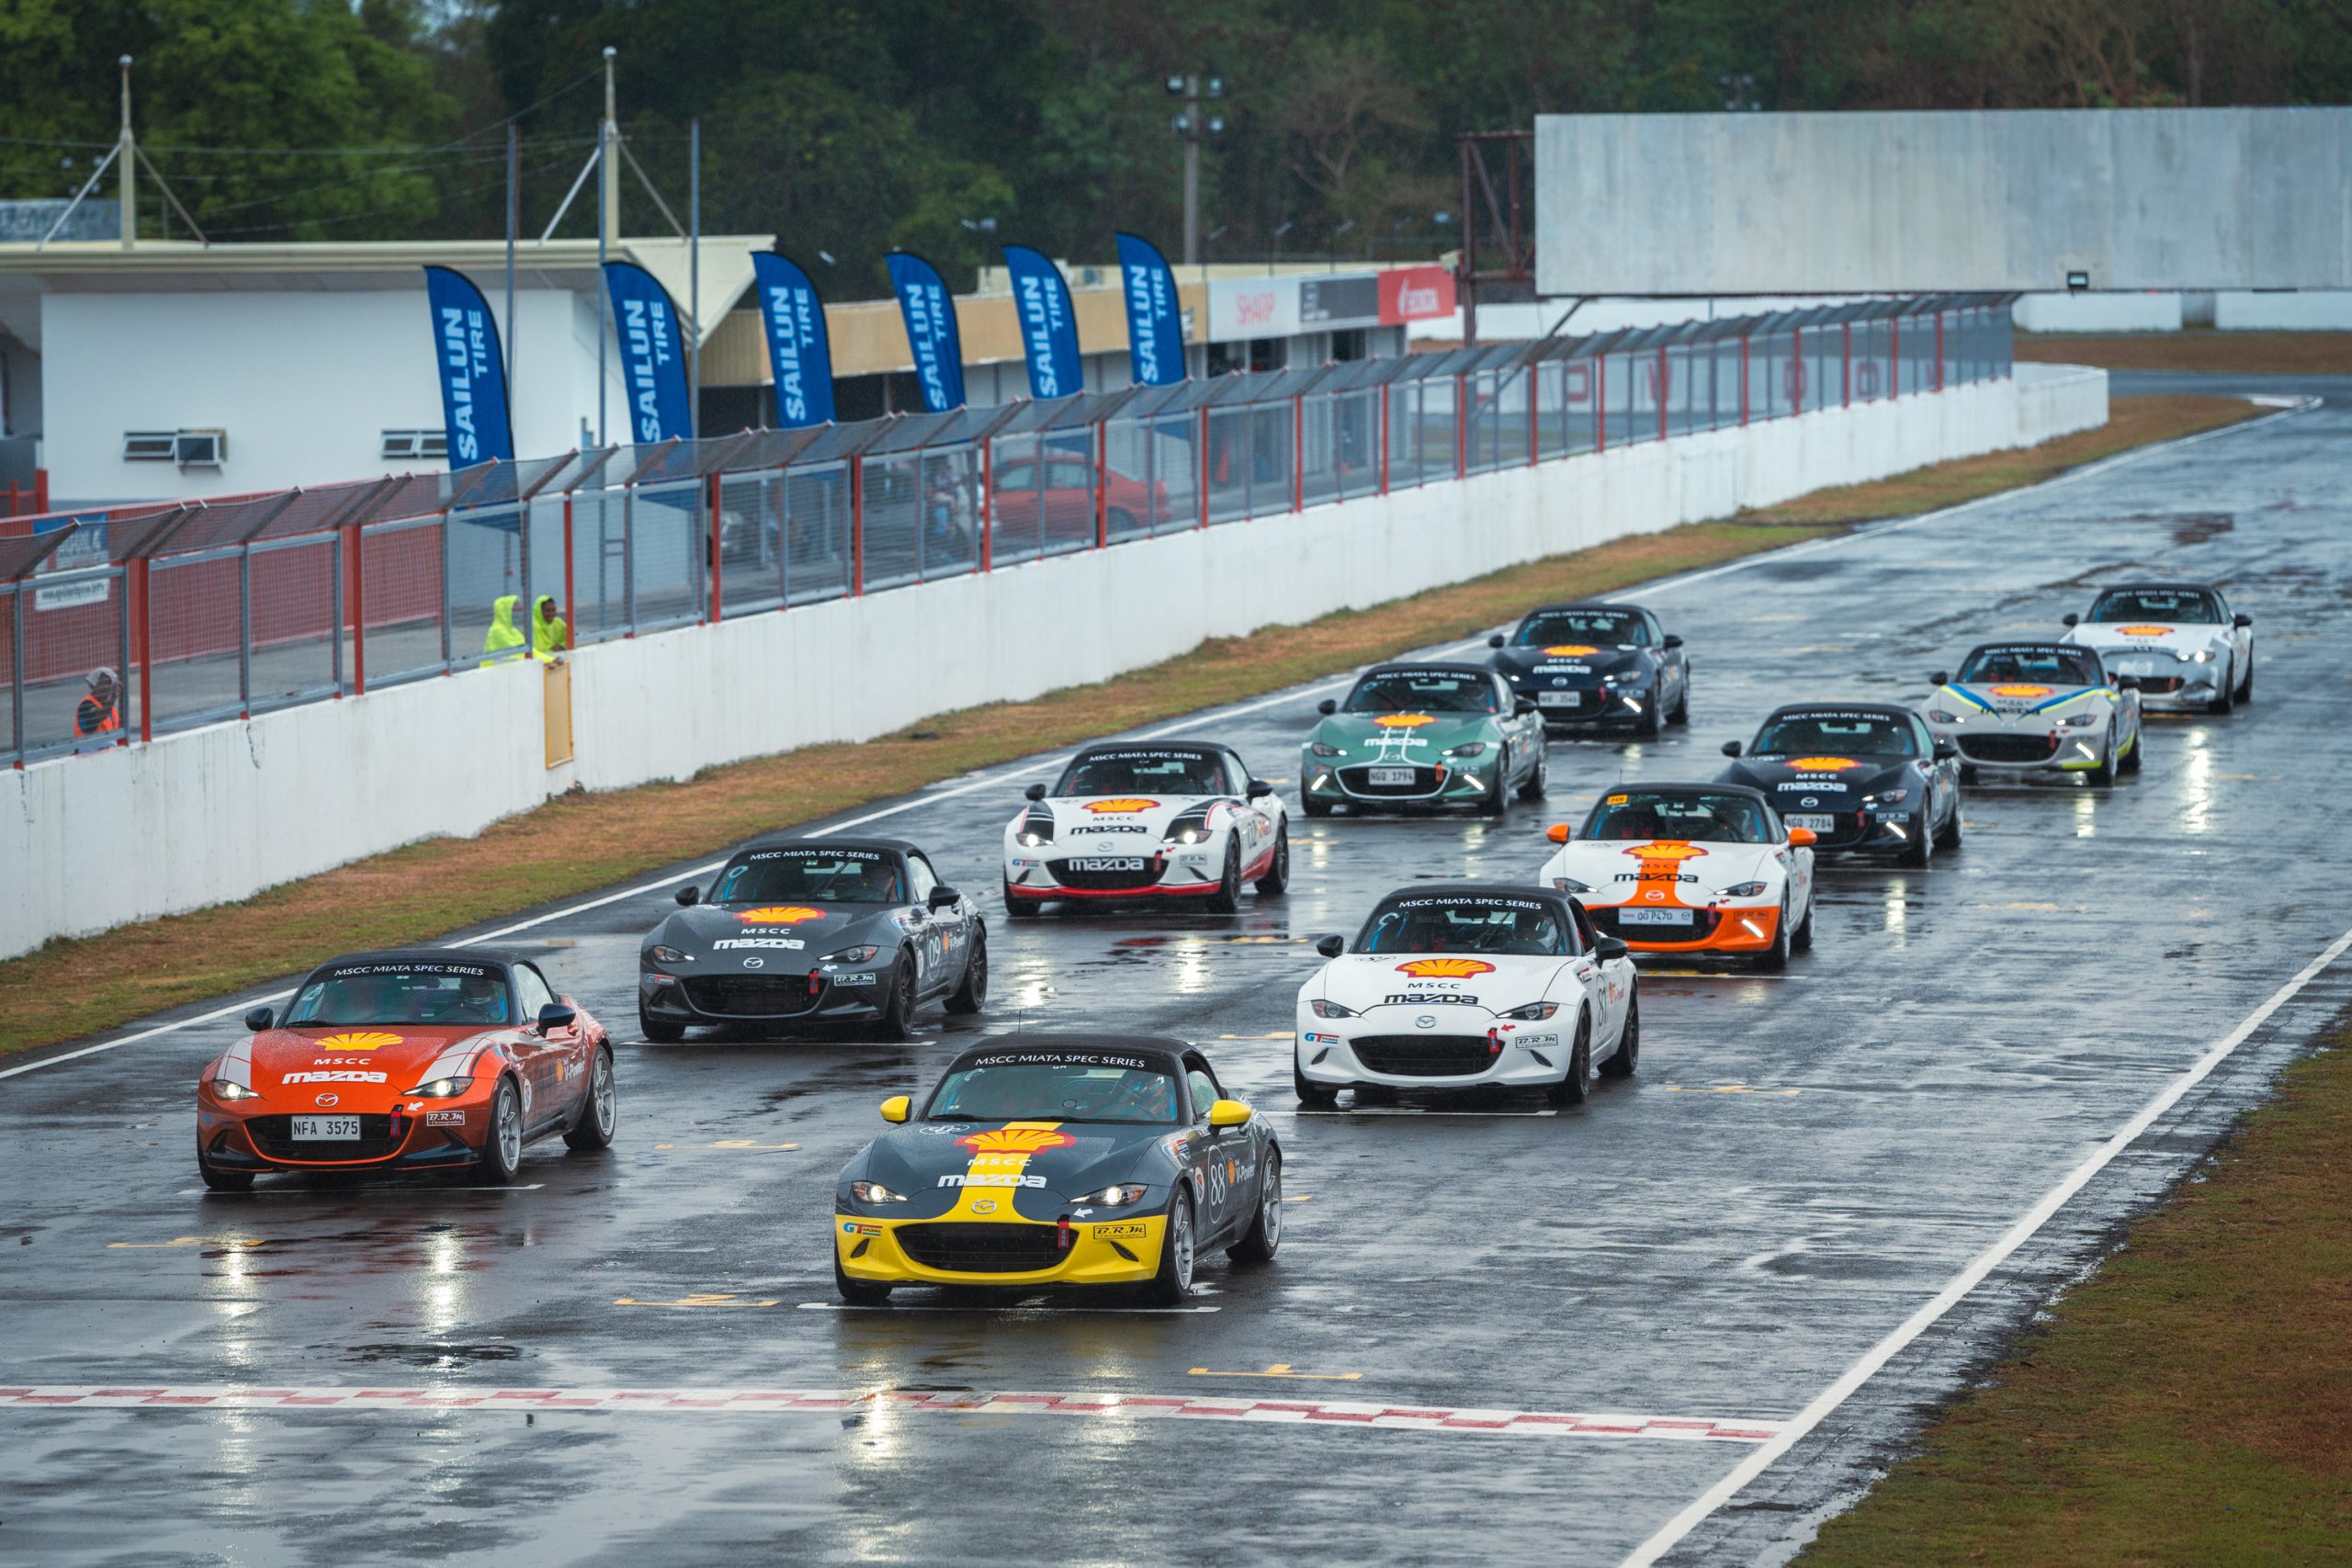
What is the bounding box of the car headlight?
[1551,876,1591,894]
[1309,741,1342,758]
[1072,1183,1149,1206]
[1721,881,1770,898]
[850,1180,910,1204]
[1308,998,1360,1018]
[1498,1001,1558,1021]
[408,1076,473,1099]
[2059,713,2098,728]
[1164,816,1211,845]
[649,944,689,964]
[210,1077,260,1100]
[1017,829,1050,847]
[2188,648,2217,663]
[1604,670,1641,685]
[1928,710,1960,724]
[822,945,881,965]
[1860,789,1910,807]
[1443,741,1489,759]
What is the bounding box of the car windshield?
[1956,646,2104,687]
[285,962,512,1026]
[925,1051,1182,1125]
[712,849,904,906]
[1354,895,1567,956]
[1585,790,1773,844]
[1055,749,1228,797]
[2086,588,2222,624]
[1514,609,1645,649]
[1749,712,1918,759]
[1343,671,1498,715]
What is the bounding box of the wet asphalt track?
[5,380,2351,1568]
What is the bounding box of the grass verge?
[2017,332,2352,377]
[0,392,2267,1058]
[1801,1016,2352,1566]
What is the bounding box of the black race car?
[833,1035,1282,1304]
[1487,601,1690,738]
[1718,703,1962,868]
[638,837,986,1042]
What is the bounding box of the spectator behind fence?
[531,595,568,661]
[75,667,121,739]
[481,595,527,665]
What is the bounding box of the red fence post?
[707,472,724,623]
[34,469,45,514]
[130,557,153,742]
[347,525,367,697]
[850,457,865,595]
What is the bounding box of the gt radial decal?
[315,1032,403,1053]
[1785,757,1860,773]
[1394,958,1497,979]
[2114,625,2175,637]
[736,906,828,925]
[1541,645,1600,658]
[1080,798,1160,815]
[1371,714,1435,729]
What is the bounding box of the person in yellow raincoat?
[481,594,527,665]
[530,595,569,661]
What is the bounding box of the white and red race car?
[1002,742,1289,916]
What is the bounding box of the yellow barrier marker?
[1187,1363,1362,1381]
[613,1292,780,1308]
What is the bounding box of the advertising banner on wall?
[421,265,515,468]
[1378,265,1458,323]
[31,514,108,613]
[1001,244,1083,400]
[603,261,694,444]
[884,252,967,412]
[751,254,837,429]
[1114,232,1187,386]
[1299,274,1380,326]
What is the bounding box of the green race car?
[1301,661,1548,818]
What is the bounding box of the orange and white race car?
[1538,783,1818,971]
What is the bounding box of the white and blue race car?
[1003,742,1289,916]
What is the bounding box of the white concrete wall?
[0,368,2108,959]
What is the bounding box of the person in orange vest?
[75,666,122,739]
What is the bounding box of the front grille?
[1046,856,1167,890]
[682,975,821,1017]
[245,1114,401,1161]
[1349,1033,1498,1077]
[1336,764,1446,798]
[895,1222,1069,1273]
[1589,906,1726,941]
[2136,676,2185,694]
[1959,733,2063,763]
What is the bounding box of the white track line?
[1619,919,2352,1568]
[0,1384,1784,1442]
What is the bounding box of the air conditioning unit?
[175,430,225,467]
[122,431,178,461]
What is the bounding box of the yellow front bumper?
[835,1213,1167,1287]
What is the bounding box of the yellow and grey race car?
[832,1035,1281,1304]
[1924,640,2143,785]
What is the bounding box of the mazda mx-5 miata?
[1294,884,1636,1108]
[197,949,616,1191]
[1002,741,1288,916]
[1537,783,1818,970]
[1718,702,1964,868]
[639,836,985,1042]
[1485,600,1690,737]
[832,1036,1281,1305]
[1300,662,1547,817]
[2060,581,2254,715]
[1923,641,2143,786]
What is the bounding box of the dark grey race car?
[1487,600,1690,738]
[639,837,986,1042]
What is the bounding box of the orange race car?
[196,948,616,1191]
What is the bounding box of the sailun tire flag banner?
[1114,233,1185,388]
[603,261,695,443]
[885,252,967,412]
[1001,244,1082,400]
[751,254,837,429]
[421,266,515,467]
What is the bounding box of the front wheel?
[639,1003,684,1044]
[835,1255,892,1306]
[2088,726,2120,786]
[944,929,989,1015]
[1668,676,1690,726]
[1253,828,1290,897]
[1294,1061,1339,1108]
[1302,795,1332,818]
[1518,744,1548,801]
[1790,893,1816,953]
[1205,841,1242,914]
[2208,670,2235,715]
[1227,1150,1283,1264]
[1935,796,1965,849]
[481,1077,526,1184]
[1477,767,1509,818]
[874,958,918,1041]
[1599,994,1640,1078]
[2239,651,2254,701]
[1544,1012,1591,1106]
[198,1154,254,1193]
[1143,1190,1196,1304]
[1002,878,1043,919]
[1753,903,1792,973]
[2120,727,2144,774]
[1903,813,1934,868]
[562,1044,617,1151]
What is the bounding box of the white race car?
[1003,741,1289,916]
[1537,783,1818,971]
[1295,884,1636,1109]
[2062,581,2255,714]
[1926,640,2143,785]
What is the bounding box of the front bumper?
[1003,851,1224,902]
[1582,901,1782,953]
[198,1106,485,1174]
[1774,805,1932,855]
[2126,667,2222,710]
[1299,760,1495,808]
[835,1213,1167,1287]
[1509,682,1649,728]
[1944,728,2110,775]
[640,967,891,1024]
[1296,1017,1570,1089]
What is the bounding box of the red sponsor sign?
[1378,266,1456,325]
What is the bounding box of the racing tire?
[2239,653,2254,701]
[639,1003,684,1044]
[1518,745,1548,802]
[874,958,919,1042]
[1753,903,1792,973]
[834,1256,892,1307]
[1668,678,1690,726]
[1599,994,1640,1078]
[1294,1063,1339,1108]
[2120,728,2144,775]
[1903,814,1934,869]
[1634,698,1663,739]
[1253,828,1290,897]
[2089,726,2120,787]
[1227,1149,1283,1264]
[1143,1190,1196,1305]
[198,1155,254,1193]
[562,1044,617,1152]
[481,1077,526,1184]
[2208,670,2235,716]
[1790,894,1816,953]
[1302,795,1332,818]
[1935,797,1965,850]
[1478,767,1509,819]
[1001,879,1043,919]
[1545,1012,1592,1107]
[944,929,989,1015]
[1205,842,1243,915]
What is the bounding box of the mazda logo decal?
[1415,1016,1436,1029]
[314,1092,338,1108]
[1802,796,1819,807]
[742,956,763,969]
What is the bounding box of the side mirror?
[537,1002,578,1033]
[928,884,961,909]
[1245,779,1273,799]
[1546,823,1571,843]
[879,1095,910,1124]
[2116,675,2141,691]
[1487,633,1506,649]
[1207,1098,1253,1128]
[1662,634,1684,649]
[1315,934,1346,959]
[1316,698,1338,716]
[1928,671,1950,688]
[1933,737,1959,760]
[674,885,700,907]
[1514,696,1540,716]
[2233,612,2253,628]
[1024,782,1048,802]
[243,1006,274,1032]
[2061,613,2079,627]
[1593,937,1631,961]
[1720,740,1742,758]
[1788,827,1818,847]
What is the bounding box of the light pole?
[1164,73,1224,266]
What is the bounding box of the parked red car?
[989,456,1170,548]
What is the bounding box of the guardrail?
[0,293,2014,767]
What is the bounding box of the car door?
[508,963,573,1129]
[1183,1055,1246,1241]
[1645,610,1687,707]
[1564,903,1623,1045]
[1766,804,1815,923]
[1222,752,1268,869]
[1497,672,1535,783]
[902,853,950,999]
[1907,714,1952,829]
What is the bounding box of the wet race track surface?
[6,380,2352,1567]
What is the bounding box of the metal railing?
[0,293,2017,766]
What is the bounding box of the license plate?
[1786,814,1837,832]
[1619,907,1694,926]
[291,1115,361,1141]
[1536,692,1582,708]
[1368,767,1416,785]
[1069,856,1146,872]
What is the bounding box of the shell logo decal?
[316,1031,404,1053]
[737,906,828,924]
[2115,625,2175,637]
[1787,757,1860,773]
[1623,841,1708,862]
[1542,645,1600,658]
[1081,798,1159,814]
[1371,714,1436,729]
[957,1126,1076,1155]
[1987,685,2055,700]
[1394,958,1496,979]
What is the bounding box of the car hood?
[1547,839,1782,901]
[1310,711,1498,756]
[1490,644,1645,680]
[1721,752,1916,797]
[2064,622,2227,655]
[1309,952,1576,1018]
[225,1023,510,1108]
[648,901,901,963]
[1022,793,1230,844]
[1934,682,2109,726]
[850,1120,1177,1220]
